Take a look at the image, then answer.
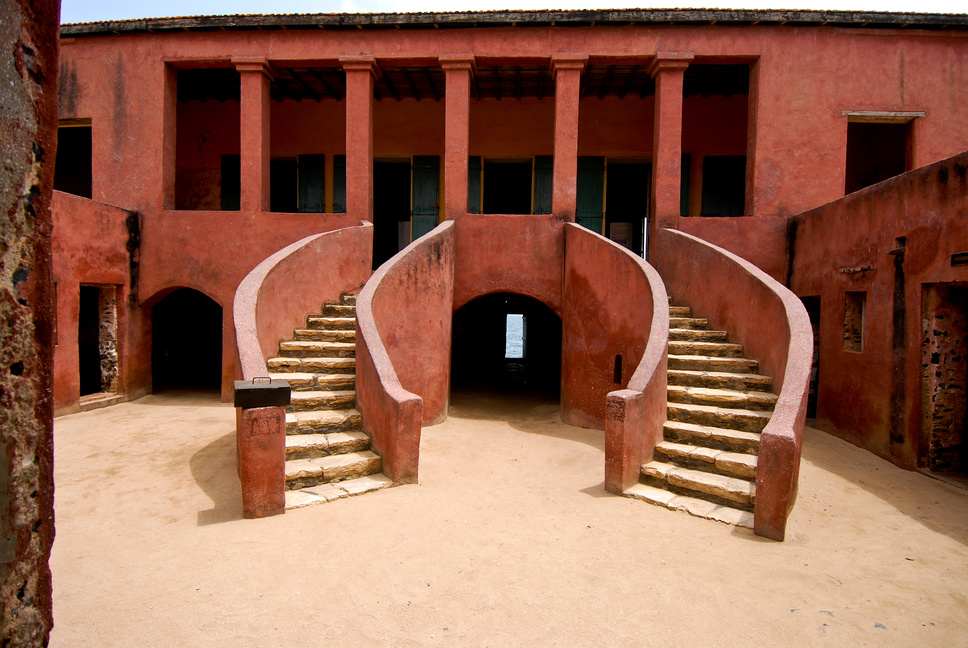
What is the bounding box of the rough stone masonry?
[0,0,59,644]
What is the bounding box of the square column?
[233,58,273,212]
[341,56,377,223]
[649,52,693,231]
[440,55,475,220]
[551,54,587,222]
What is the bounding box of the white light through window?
[505,314,525,359]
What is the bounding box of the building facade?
[53,10,968,480]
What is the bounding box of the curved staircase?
[265,293,391,510]
[626,301,777,528]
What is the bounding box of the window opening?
[373,160,412,269]
[54,122,92,198]
[843,291,866,353]
[505,314,526,359]
[845,121,909,195]
[604,160,650,256]
[270,158,298,213]
[801,296,822,418]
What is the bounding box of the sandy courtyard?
[50,391,968,647]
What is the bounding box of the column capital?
[648,52,694,77]
[340,55,378,75]
[551,53,588,76]
[439,54,476,76]
[232,57,274,80]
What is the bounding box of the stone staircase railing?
[232,223,374,517]
[355,220,455,484]
[652,227,812,541]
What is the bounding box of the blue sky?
[60,0,967,24]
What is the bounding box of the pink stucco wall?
[790,152,968,468]
[51,191,142,413]
[561,224,665,429]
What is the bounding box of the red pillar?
[341,56,376,223]
[441,55,474,220]
[236,406,286,518]
[234,57,272,212]
[552,54,587,222]
[649,52,693,233]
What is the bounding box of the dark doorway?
[701,155,746,217]
[78,285,119,397]
[845,122,909,195]
[483,160,532,214]
[270,158,298,213]
[605,161,650,256]
[78,286,101,396]
[373,161,412,269]
[151,288,222,392]
[54,123,92,198]
[451,293,561,396]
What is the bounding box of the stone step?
[278,341,356,358]
[267,356,355,374]
[285,473,391,510]
[669,305,692,317]
[667,368,773,392]
[669,317,708,330]
[653,441,758,479]
[306,316,356,331]
[668,328,728,342]
[640,460,755,509]
[663,420,760,455]
[624,483,753,528]
[668,340,745,358]
[323,304,356,317]
[267,372,355,392]
[293,328,356,342]
[286,408,361,434]
[667,385,778,412]
[290,390,356,411]
[285,430,371,460]
[285,450,383,490]
[668,354,758,373]
[340,294,358,306]
[667,401,771,433]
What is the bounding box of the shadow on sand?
[190,431,244,526]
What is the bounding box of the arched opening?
[151,288,222,392]
[451,292,561,397]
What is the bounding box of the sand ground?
[49,391,968,647]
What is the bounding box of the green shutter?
[333,155,346,213]
[468,156,482,214]
[298,154,325,213]
[411,156,440,240]
[576,156,605,233]
[533,156,553,215]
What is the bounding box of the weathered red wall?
[52,191,143,413]
[653,228,812,541]
[790,152,968,467]
[561,225,660,429]
[453,214,564,313]
[672,215,790,282]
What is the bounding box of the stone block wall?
[0,0,59,644]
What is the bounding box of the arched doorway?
[451,292,561,397]
[151,288,222,392]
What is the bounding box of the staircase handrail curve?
[233,223,374,382]
[656,228,812,541]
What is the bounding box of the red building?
[53,9,968,539]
